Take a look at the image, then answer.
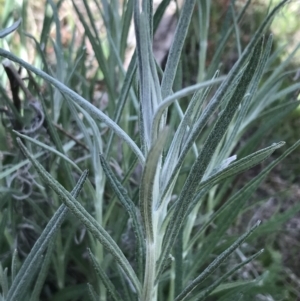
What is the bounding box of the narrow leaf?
[87,283,99,301]
[157,37,264,279]
[0,266,8,298]
[187,139,300,266]
[13,131,82,172]
[100,155,145,279]
[195,141,284,195]
[6,170,88,301]
[134,10,152,147]
[174,221,261,301]
[88,249,122,301]
[0,49,145,165]
[162,0,289,199]
[16,139,141,295]
[195,250,264,301]
[30,233,57,301]
[0,19,22,38]
[161,0,197,99]
[140,129,168,241]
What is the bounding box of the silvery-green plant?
[0,0,300,300]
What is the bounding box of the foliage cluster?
[0,0,299,300]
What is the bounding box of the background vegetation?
[0,0,299,300]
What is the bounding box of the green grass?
[0,0,299,300]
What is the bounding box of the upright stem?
[94,174,106,300]
[142,241,158,300]
[142,180,161,300]
[197,0,210,82]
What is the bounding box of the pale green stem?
[197,0,210,82]
[94,174,106,301]
[142,241,158,301]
